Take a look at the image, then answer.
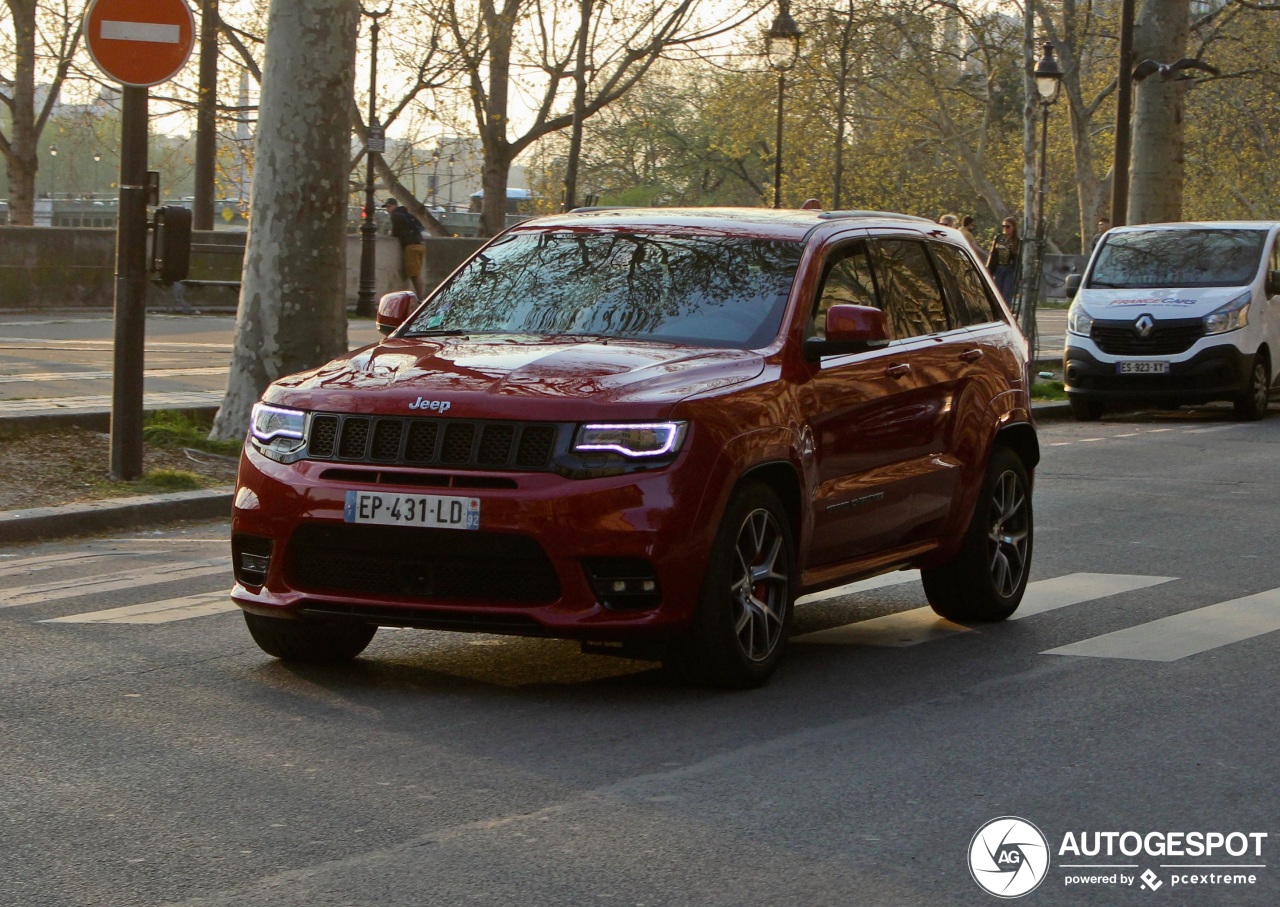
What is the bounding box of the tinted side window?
[932,242,1000,327]
[812,242,877,339]
[871,239,949,339]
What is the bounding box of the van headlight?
[1066,301,1094,336]
[1203,291,1251,335]
[249,402,307,463]
[573,422,687,458]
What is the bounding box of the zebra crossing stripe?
[0,558,231,608]
[0,550,157,578]
[41,591,235,624]
[1008,573,1176,619]
[793,573,1177,647]
[1042,587,1280,662]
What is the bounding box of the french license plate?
[344,491,480,530]
[1116,361,1169,375]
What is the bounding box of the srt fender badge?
[409,397,451,413]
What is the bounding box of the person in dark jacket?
[986,216,1021,304]
[383,197,426,299]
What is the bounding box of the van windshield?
[402,230,802,349]
[1089,229,1267,289]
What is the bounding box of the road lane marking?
[796,570,920,605]
[1008,573,1176,619]
[794,573,1177,647]
[1043,588,1280,661]
[42,591,236,624]
[0,550,158,578]
[0,558,231,608]
[0,366,226,384]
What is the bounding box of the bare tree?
[1,0,83,225]
[210,0,361,441]
[1128,0,1193,223]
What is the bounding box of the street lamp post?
[765,3,802,210]
[356,4,391,318]
[1021,42,1062,352]
[447,153,456,211]
[430,147,441,206]
[93,152,102,198]
[48,145,58,203]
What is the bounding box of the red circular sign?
[84,0,195,88]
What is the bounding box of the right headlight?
[1066,301,1094,336]
[249,402,307,463]
[1203,291,1251,335]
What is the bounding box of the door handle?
[885,363,912,379]
[960,349,984,362]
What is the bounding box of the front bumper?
[1063,341,1253,404]
[230,444,719,641]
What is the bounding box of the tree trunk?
[1129,0,1191,225]
[4,1,39,226]
[210,0,360,441]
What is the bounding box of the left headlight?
[573,422,687,459]
[249,402,307,463]
[1203,290,1251,335]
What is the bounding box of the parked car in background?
[231,207,1038,687]
[1063,221,1280,420]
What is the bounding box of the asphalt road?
[1,409,1277,906]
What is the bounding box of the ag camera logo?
[969,817,1050,898]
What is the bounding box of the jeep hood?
[265,335,766,419]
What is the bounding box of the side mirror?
[1064,273,1082,297]
[803,304,891,360]
[1267,270,1280,297]
[376,290,417,336]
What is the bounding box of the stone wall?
[0,226,484,310]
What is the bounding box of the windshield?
[1089,229,1266,289]
[402,230,803,349]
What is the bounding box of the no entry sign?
[84,0,195,87]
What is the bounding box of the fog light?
[232,533,273,587]
[583,558,662,611]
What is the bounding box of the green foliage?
[143,411,243,458]
[138,469,204,492]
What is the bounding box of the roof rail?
[817,210,935,224]
[567,206,638,213]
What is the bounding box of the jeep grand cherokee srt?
[231,207,1039,687]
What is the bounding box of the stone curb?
[0,488,234,544]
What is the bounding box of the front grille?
[307,414,562,471]
[285,524,561,603]
[1092,320,1203,356]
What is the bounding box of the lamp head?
[1034,43,1063,103]
[765,7,803,73]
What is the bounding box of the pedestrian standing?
[1090,217,1111,255]
[987,217,1021,304]
[960,215,985,259]
[383,197,427,300]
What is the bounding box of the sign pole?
[110,85,150,480]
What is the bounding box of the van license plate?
[344,491,480,530]
[1116,361,1169,374]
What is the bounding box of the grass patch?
[1032,379,1066,400]
[143,410,243,458]
[137,469,204,492]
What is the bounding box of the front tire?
[1233,355,1270,421]
[1068,395,1104,421]
[664,482,795,689]
[922,447,1033,622]
[243,612,377,663]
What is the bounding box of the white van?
[1063,221,1280,420]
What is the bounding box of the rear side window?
[931,242,1000,327]
[871,239,950,339]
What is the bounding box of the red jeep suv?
[232,208,1038,687]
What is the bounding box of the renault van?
[1063,221,1280,420]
